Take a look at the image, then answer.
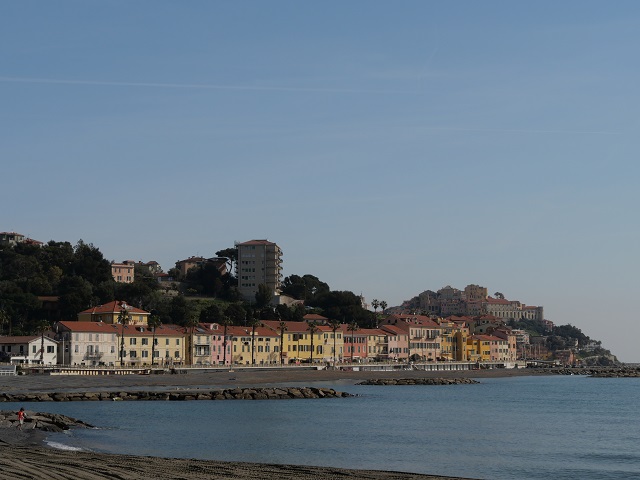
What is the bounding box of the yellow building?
[437,318,470,361]
[227,325,281,365]
[77,300,149,326]
[119,324,185,366]
[467,335,492,362]
[318,325,344,363]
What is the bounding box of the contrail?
[0,75,413,94]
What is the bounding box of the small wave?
[45,440,84,452]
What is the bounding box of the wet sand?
[0,368,527,479]
[1,365,537,395]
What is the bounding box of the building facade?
[236,239,283,302]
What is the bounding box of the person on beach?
[17,407,25,430]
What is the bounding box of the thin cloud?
[0,75,416,95]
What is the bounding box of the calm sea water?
[6,375,640,479]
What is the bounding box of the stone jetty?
[356,377,479,386]
[0,387,353,403]
[532,366,640,377]
[0,410,93,432]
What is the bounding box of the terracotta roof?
[303,314,328,322]
[261,320,310,333]
[78,301,149,316]
[57,321,183,336]
[485,297,511,305]
[226,326,279,338]
[237,239,277,246]
[0,336,41,344]
[380,325,406,336]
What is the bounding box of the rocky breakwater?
[0,410,93,432]
[534,366,640,377]
[0,387,353,403]
[356,377,480,386]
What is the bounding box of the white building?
[0,335,58,365]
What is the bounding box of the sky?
[2,1,639,361]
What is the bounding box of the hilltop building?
[236,239,283,302]
[111,260,135,283]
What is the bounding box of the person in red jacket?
[17,407,26,430]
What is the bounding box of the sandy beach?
[0,368,530,479]
[1,365,536,395]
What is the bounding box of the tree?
[71,240,112,285]
[169,295,191,326]
[281,274,330,302]
[224,303,246,325]
[494,292,505,299]
[249,313,261,365]
[279,320,288,366]
[347,321,359,364]
[220,315,232,366]
[308,321,319,363]
[255,283,273,309]
[371,299,380,314]
[37,319,49,364]
[328,319,341,367]
[117,303,131,367]
[185,315,199,366]
[199,303,221,323]
[0,309,9,336]
[147,314,162,366]
[380,301,387,314]
[216,247,238,277]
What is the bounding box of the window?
[174,351,179,358]
[142,338,149,345]
[142,351,148,358]
[176,339,180,345]
[165,339,169,345]
[129,350,137,358]
[111,346,115,353]
[129,338,137,345]
[74,345,79,353]
[47,346,54,353]
[32,345,36,353]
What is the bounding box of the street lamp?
[118,302,131,367]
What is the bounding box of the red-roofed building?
[77,301,150,326]
[0,335,58,365]
[55,321,186,366]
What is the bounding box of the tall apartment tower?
[236,239,283,302]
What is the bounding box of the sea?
[5,375,640,479]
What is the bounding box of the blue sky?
[2,1,639,361]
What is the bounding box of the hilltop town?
[0,232,617,368]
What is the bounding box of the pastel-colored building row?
[0,301,518,367]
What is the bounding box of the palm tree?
[328,319,341,368]
[220,315,232,366]
[185,315,199,366]
[380,301,387,314]
[37,320,49,364]
[249,314,261,365]
[147,314,162,366]
[371,299,380,314]
[307,321,319,363]
[347,321,359,364]
[117,303,131,367]
[279,320,288,366]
